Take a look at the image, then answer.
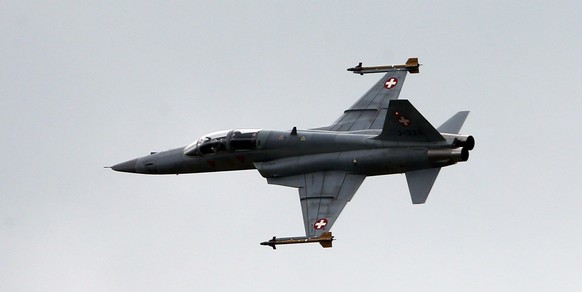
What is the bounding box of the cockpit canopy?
[184,129,260,156]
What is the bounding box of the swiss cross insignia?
[314,218,328,230]
[384,77,398,89]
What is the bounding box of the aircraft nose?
[111,158,139,173]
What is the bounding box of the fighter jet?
[111,58,474,249]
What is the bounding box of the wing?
[316,58,419,132]
[267,171,365,237]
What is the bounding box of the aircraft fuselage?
[112,129,470,178]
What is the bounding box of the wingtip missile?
[260,232,334,249]
[347,57,420,75]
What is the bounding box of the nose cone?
[111,158,139,173]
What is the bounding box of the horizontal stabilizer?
[406,168,441,204]
[437,111,470,134]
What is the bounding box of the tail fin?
[437,111,470,134]
[406,168,441,204]
[376,100,445,142]
[318,232,334,248]
[405,58,420,74]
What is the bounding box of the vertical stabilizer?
[376,100,445,142]
[406,168,441,204]
[437,111,470,134]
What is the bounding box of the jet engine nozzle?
[453,135,475,150]
[428,147,469,163]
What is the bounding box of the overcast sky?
[1,1,581,291]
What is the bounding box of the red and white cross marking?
[313,218,328,230]
[398,116,411,126]
[384,77,398,89]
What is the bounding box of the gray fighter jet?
[111,58,474,249]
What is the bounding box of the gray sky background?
[1,1,581,291]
